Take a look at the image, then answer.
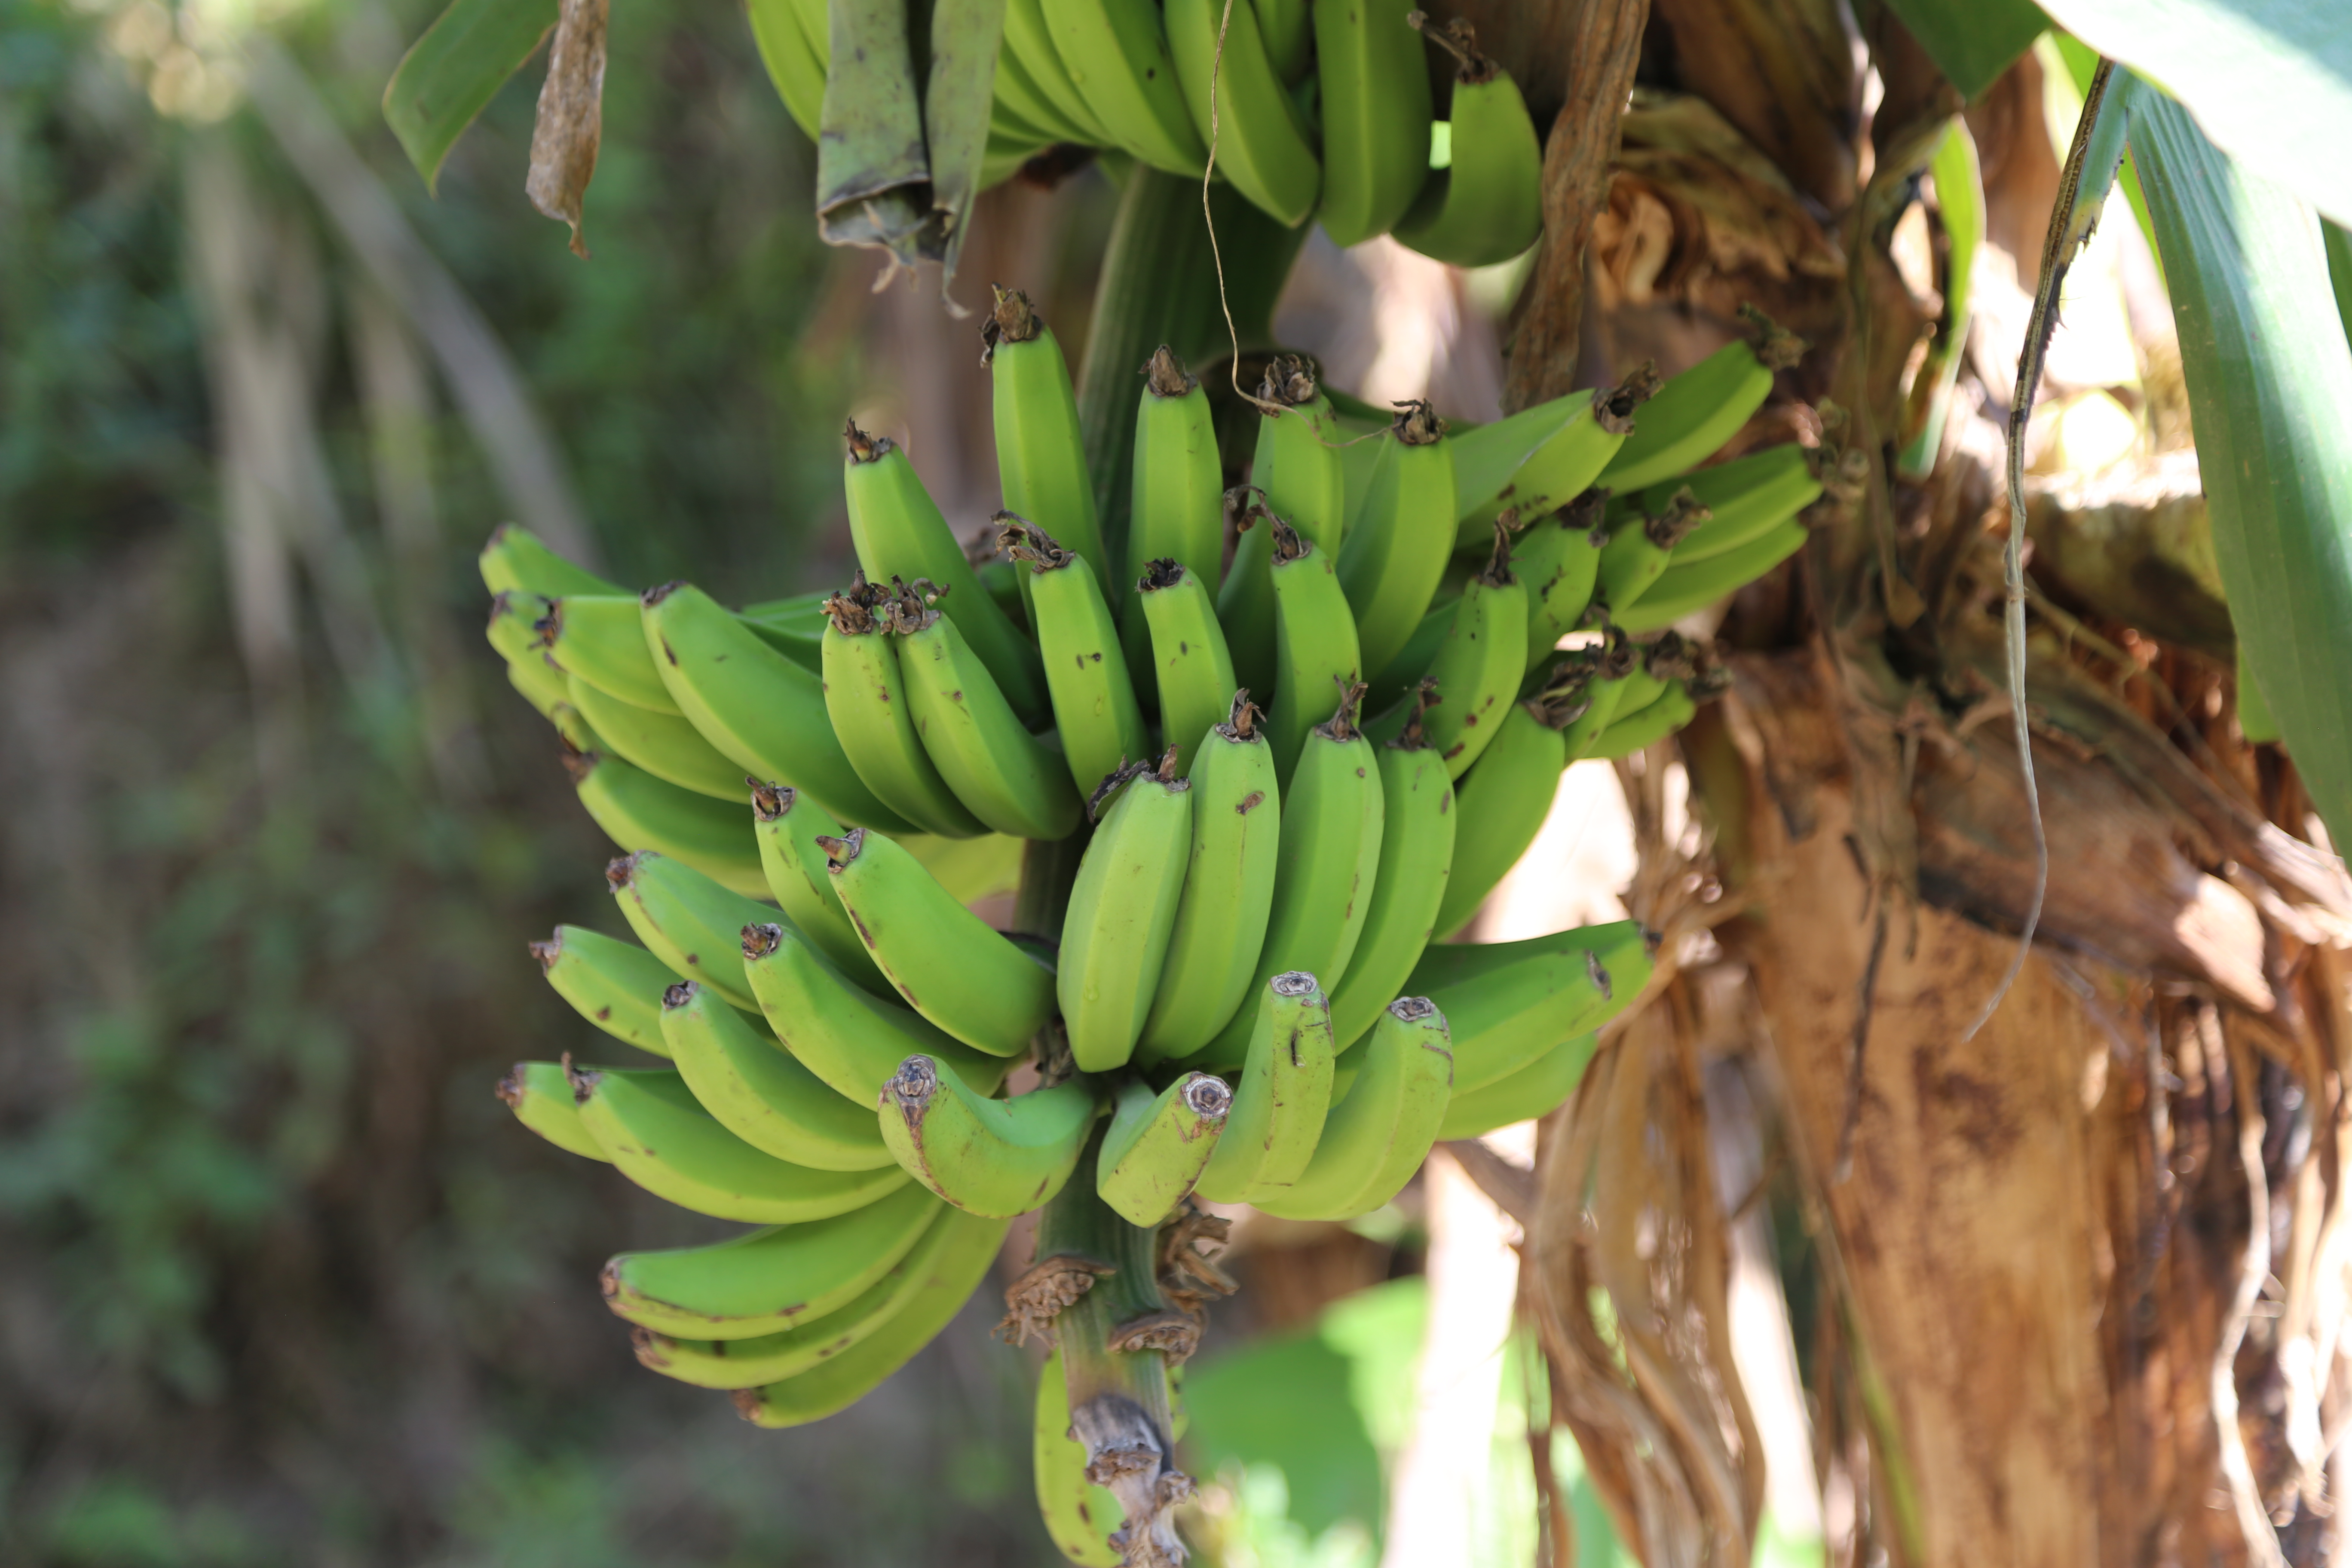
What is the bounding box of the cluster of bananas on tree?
[760,0,1546,268]
[482,289,1816,1560]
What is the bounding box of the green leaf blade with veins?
[382,0,561,192]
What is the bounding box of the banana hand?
[660,980,899,1171]
[878,1057,1101,1217]
[1060,754,1194,1073]
[1254,996,1453,1220]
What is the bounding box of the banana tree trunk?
[1453,2,2352,1563]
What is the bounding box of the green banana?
[820,577,989,839]
[546,698,598,752]
[1042,0,1208,178]
[497,1060,611,1160]
[1588,682,1698,760]
[1596,486,1711,616]
[894,595,1085,841]
[661,981,898,1171]
[640,579,919,835]
[1430,700,1566,939]
[1435,1031,1599,1139]
[571,750,769,900]
[574,1063,911,1223]
[479,523,623,600]
[1002,518,1152,796]
[1060,754,1194,1073]
[1128,348,1227,595]
[1411,922,1650,1093]
[487,591,564,714]
[741,921,1013,1103]
[606,849,776,1010]
[878,1056,1100,1217]
[749,781,894,995]
[843,422,1048,727]
[1338,400,1455,680]
[1192,971,1335,1203]
[1134,558,1238,774]
[738,590,832,672]
[541,594,681,714]
[1553,631,1640,761]
[1516,490,1608,673]
[1251,357,1347,554]
[1166,0,1320,227]
[990,28,1099,147]
[1408,919,1648,988]
[604,1179,942,1341]
[820,827,1056,1057]
[1612,519,1808,633]
[1614,442,1821,566]
[744,0,825,141]
[632,1201,988,1390]
[1096,1073,1231,1232]
[1137,692,1281,1063]
[1363,597,1456,715]
[503,646,571,721]
[1596,340,1776,493]
[1390,16,1542,267]
[1451,384,1636,537]
[986,291,1119,610]
[1267,518,1366,786]
[1327,702,1456,1052]
[565,674,747,801]
[1571,634,1693,763]
[1254,996,1453,1220]
[1313,0,1431,247]
[1251,0,1310,80]
[731,1205,1012,1428]
[1418,526,1528,778]
[530,923,679,1057]
[1034,1344,1124,1567]
[1195,683,1384,1066]
[1001,0,1115,145]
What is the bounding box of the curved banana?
[575,1063,910,1223]
[1001,0,1114,145]
[572,750,769,899]
[1166,0,1320,227]
[530,923,679,1057]
[604,1179,940,1340]
[1195,684,1384,1065]
[487,591,565,712]
[821,827,1056,1056]
[1314,0,1431,247]
[731,1205,1012,1428]
[1192,971,1335,1203]
[1137,692,1281,1062]
[1390,17,1542,267]
[1268,518,1366,786]
[641,579,919,835]
[1452,386,1626,530]
[633,1201,985,1389]
[1096,1073,1232,1227]
[565,673,747,800]
[541,594,680,714]
[895,596,1085,841]
[1411,921,1651,1092]
[1408,918,1648,988]
[1060,754,1194,1073]
[1553,631,1641,761]
[1134,559,1237,774]
[1516,491,1608,673]
[1436,1030,1600,1140]
[661,980,898,1171]
[1596,487,1710,616]
[1596,340,1776,493]
[741,921,1013,1103]
[1035,1345,1124,1566]
[1430,701,1567,939]
[497,1060,611,1160]
[1327,703,1456,1051]
[878,1056,1100,1217]
[1002,517,1151,797]
[1612,518,1808,633]
[606,849,776,1010]
[1252,357,1346,553]
[1338,400,1455,680]
[749,781,894,995]
[989,23,1099,147]
[820,577,989,840]
[1254,996,1453,1220]
[1043,0,1207,177]
[479,523,623,600]
[1588,682,1698,760]
[987,291,1118,610]
[1620,442,1821,565]
[738,590,832,672]
[1129,349,1227,594]
[1251,0,1310,80]
[502,647,572,721]
[1363,597,1455,716]
[844,422,1048,727]
[1420,527,1529,778]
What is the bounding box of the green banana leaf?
[1878,0,2049,101]
[1897,118,1982,478]
[2327,221,2352,357]
[383,0,560,191]
[2133,91,2352,850]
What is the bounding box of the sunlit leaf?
[1878,0,2050,101]
[382,0,560,193]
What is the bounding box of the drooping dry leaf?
[525,0,605,258]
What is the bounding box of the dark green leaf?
[382,0,560,193]
[1879,0,2050,101]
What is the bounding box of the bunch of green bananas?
[483,301,1816,1552]
[758,0,1546,266]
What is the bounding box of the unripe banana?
[738,590,833,672]
[986,291,1120,611]
[820,827,1056,1057]
[1251,357,1347,554]
[479,522,623,600]
[487,591,566,714]
[1408,918,1648,989]
[741,922,1013,1103]
[603,1179,942,1340]
[1268,518,1366,786]
[1192,971,1335,1203]
[1390,16,1542,267]
[1596,339,1777,493]
[1614,442,1822,566]
[989,24,1099,146]
[1095,1072,1233,1227]
[1418,527,1529,778]
[497,1060,611,1160]
[1338,400,1456,680]
[503,647,572,721]
[1327,699,1456,1052]
[571,750,769,899]
[820,576,989,839]
[1409,920,1651,1092]
[1596,486,1712,616]
[1430,701,1566,939]
[530,923,681,1057]
[1001,0,1115,145]
[1314,0,1432,247]
[1134,558,1238,774]
[1435,1030,1599,1139]
[843,421,1049,727]
[541,594,681,714]
[661,981,898,1171]
[1128,348,1227,594]
[749,781,895,995]
[1611,518,1808,633]
[1034,1345,1124,1566]
[1251,0,1311,81]
[1253,996,1453,1220]
[1588,682,1699,760]
[1166,0,1320,227]
[1450,382,1642,542]
[565,673,747,800]
[1042,0,1208,178]
[606,849,777,1010]
[877,1056,1100,1217]
[1060,754,1194,1073]
[1002,517,1151,797]
[894,594,1085,841]
[1553,629,1641,761]
[1515,490,1608,673]
[573,1062,911,1222]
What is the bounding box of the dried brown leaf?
[525,0,605,258]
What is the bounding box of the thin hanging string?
[1203,0,1283,416]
